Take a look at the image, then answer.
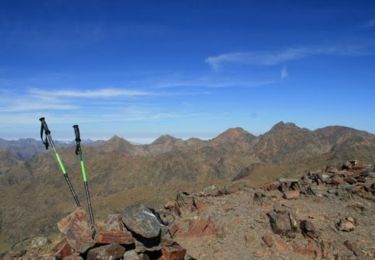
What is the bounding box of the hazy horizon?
[1,121,375,144]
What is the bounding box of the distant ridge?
[1,121,375,251]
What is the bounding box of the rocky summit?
[3,160,375,259]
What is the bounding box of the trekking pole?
[39,117,81,207]
[73,125,95,226]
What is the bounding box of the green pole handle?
[80,159,88,182]
[55,152,67,175]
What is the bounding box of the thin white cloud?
[363,19,375,28]
[0,102,77,112]
[281,67,288,79]
[29,87,152,98]
[205,46,369,70]
[154,78,276,89]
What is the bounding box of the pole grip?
[73,125,81,142]
[39,117,51,134]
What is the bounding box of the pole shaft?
[84,181,95,226]
[64,175,81,207]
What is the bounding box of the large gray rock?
[122,204,161,239]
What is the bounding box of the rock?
[345,176,357,184]
[161,243,187,260]
[194,199,206,211]
[63,253,83,260]
[320,174,331,183]
[261,234,273,247]
[122,204,161,239]
[158,210,176,226]
[325,166,338,174]
[292,239,319,257]
[283,190,300,200]
[330,176,345,185]
[253,192,266,205]
[367,172,375,178]
[348,202,365,212]
[356,175,367,183]
[346,217,355,224]
[274,239,289,254]
[2,250,27,260]
[87,244,125,260]
[168,223,181,238]
[342,161,353,170]
[344,240,364,257]
[123,250,141,260]
[95,231,134,245]
[267,207,298,238]
[30,236,49,249]
[300,220,318,239]
[52,238,74,259]
[105,214,125,231]
[199,185,229,197]
[261,181,280,191]
[57,207,95,253]
[164,200,176,209]
[185,218,216,237]
[336,218,355,232]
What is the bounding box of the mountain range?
[1,121,375,254]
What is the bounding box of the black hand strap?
[39,117,50,150]
[73,125,81,155]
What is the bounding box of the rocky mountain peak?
[152,134,181,145]
[212,127,255,144]
[269,121,302,133]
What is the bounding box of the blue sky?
[0,0,375,142]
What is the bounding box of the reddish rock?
[161,243,187,260]
[331,176,345,185]
[52,238,74,259]
[283,190,300,200]
[293,240,317,257]
[261,181,280,191]
[194,199,206,211]
[87,244,125,260]
[57,207,95,253]
[185,218,216,237]
[164,200,176,210]
[95,230,134,245]
[169,223,181,238]
[261,234,273,247]
[274,239,289,254]
[105,214,125,231]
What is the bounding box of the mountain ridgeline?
[1,122,375,253]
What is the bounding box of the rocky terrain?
[2,160,375,259]
[1,122,375,256]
